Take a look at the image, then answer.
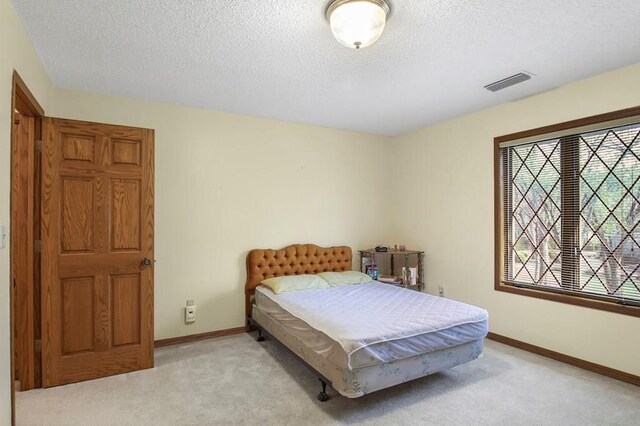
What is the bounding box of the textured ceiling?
[11,0,640,136]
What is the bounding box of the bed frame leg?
[317,379,329,402]
[256,329,265,342]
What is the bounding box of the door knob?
[142,257,152,266]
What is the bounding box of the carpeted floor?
[16,334,640,425]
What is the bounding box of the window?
[495,107,640,316]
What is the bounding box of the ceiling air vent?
[484,72,532,92]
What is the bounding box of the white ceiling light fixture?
[326,0,391,50]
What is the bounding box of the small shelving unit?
[359,249,425,292]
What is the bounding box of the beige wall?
[51,88,394,341]
[393,62,640,376]
[2,1,639,421]
[0,0,53,421]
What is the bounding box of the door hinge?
[35,140,43,152]
[35,339,42,353]
[34,240,42,253]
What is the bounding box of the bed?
[245,244,488,401]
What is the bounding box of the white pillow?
[317,271,373,286]
[261,274,330,294]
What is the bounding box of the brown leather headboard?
[245,244,352,317]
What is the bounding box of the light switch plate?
[0,225,6,249]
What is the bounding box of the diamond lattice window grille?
[508,139,562,288]
[578,125,640,300]
[499,114,640,308]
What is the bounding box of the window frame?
[494,105,640,317]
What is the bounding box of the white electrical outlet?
[185,300,196,323]
[438,286,444,297]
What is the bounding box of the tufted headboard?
[245,244,352,318]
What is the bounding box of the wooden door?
[11,111,36,391]
[41,118,154,387]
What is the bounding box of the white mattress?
[255,282,488,370]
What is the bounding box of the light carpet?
[16,334,640,425]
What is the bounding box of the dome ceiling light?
[326,0,391,50]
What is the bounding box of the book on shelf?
[378,275,403,285]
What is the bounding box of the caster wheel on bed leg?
[317,379,329,402]
[256,329,265,342]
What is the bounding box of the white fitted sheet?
[255,282,488,370]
